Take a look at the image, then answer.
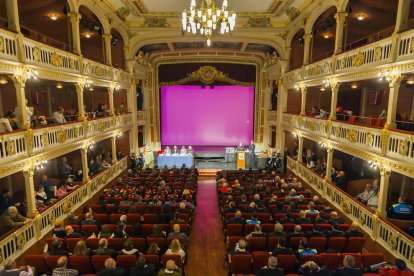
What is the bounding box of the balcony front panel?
[0,29,19,62]
[82,58,112,80]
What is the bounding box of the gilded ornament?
[410,39,414,53]
[57,129,67,143]
[51,52,63,67]
[26,128,34,149]
[306,174,312,183]
[324,62,330,73]
[74,127,79,138]
[63,200,72,213]
[352,52,365,67]
[374,46,382,62]
[340,199,351,213]
[0,36,4,53]
[5,140,16,155]
[398,139,409,156]
[16,233,25,250]
[102,174,108,184]
[335,127,341,137]
[309,121,316,131]
[86,63,92,74]
[95,66,103,76]
[286,116,292,124]
[340,58,346,69]
[312,65,321,76]
[387,233,398,250]
[346,129,358,143]
[358,212,365,223]
[83,120,89,133]
[366,132,373,146]
[98,122,105,132]
[48,210,55,223]
[33,47,41,62]
[69,58,75,70]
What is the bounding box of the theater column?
[303,33,312,66]
[334,12,348,55]
[300,85,307,116]
[75,83,86,121]
[6,0,20,33]
[111,135,117,164]
[329,81,340,120]
[385,75,402,129]
[68,12,82,55]
[80,146,90,183]
[297,135,304,163]
[12,74,29,129]
[103,34,112,66]
[325,147,334,182]
[23,167,37,217]
[275,79,287,154]
[377,167,391,217]
[129,78,139,154]
[394,0,411,33]
[108,86,115,115]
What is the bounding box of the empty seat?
[116,255,137,272]
[131,238,147,252]
[309,237,327,253]
[227,224,243,237]
[25,255,49,275]
[143,254,160,271]
[66,238,83,253]
[231,254,253,274]
[69,255,94,274]
[266,237,280,251]
[108,238,125,251]
[344,237,366,253]
[92,255,112,273]
[244,224,256,236]
[320,253,342,271]
[252,253,270,273]
[126,214,142,225]
[86,238,100,250]
[300,224,313,232]
[362,253,383,268]
[94,214,110,225]
[109,214,122,224]
[261,224,274,234]
[327,237,347,253]
[257,213,271,223]
[179,213,190,223]
[276,255,297,273]
[282,224,295,233]
[81,225,99,237]
[118,205,130,213]
[247,237,266,252]
[143,214,158,224]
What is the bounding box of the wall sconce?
[35,160,48,170]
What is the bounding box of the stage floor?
[162,145,232,158]
[194,159,236,170]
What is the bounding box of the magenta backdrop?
[161,85,254,146]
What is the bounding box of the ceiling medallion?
[182,0,236,46]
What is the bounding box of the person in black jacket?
[93,238,119,259]
[65,226,83,239]
[307,224,325,238]
[129,253,155,276]
[96,258,125,276]
[225,211,245,227]
[272,237,295,256]
[325,222,345,238]
[256,256,284,276]
[48,239,69,256]
[295,210,312,224]
[345,222,364,238]
[334,255,362,276]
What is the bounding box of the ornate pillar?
[102,34,112,66]
[23,166,37,217]
[80,147,90,183]
[297,135,304,163]
[325,147,334,182]
[107,86,115,115]
[385,75,402,129]
[285,47,291,72]
[68,12,82,55]
[359,86,368,117]
[300,84,307,116]
[394,0,411,33]
[334,12,348,54]
[303,33,313,65]
[275,79,287,154]
[111,136,118,164]
[377,167,391,217]
[5,0,20,33]
[329,81,340,120]
[12,74,29,129]
[129,78,139,154]
[75,83,86,121]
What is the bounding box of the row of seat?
[87,204,193,215]
[223,212,336,223]
[47,237,187,253]
[74,212,191,225]
[227,236,366,253]
[25,254,180,274]
[230,253,383,274]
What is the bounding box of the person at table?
[164,146,171,155]
[180,146,187,155]
[172,146,179,154]
[187,146,194,155]
[237,142,245,151]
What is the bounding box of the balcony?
[287,156,414,270]
[282,113,414,171]
[284,28,414,84]
[0,114,132,168]
[0,28,131,83]
[0,157,127,263]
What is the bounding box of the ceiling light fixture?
[49,14,58,21]
[323,34,330,39]
[407,79,414,85]
[0,78,7,85]
[351,83,358,89]
[182,0,236,46]
[357,14,365,21]
[320,87,326,91]
[89,87,94,91]
[84,33,92,39]
[56,84,63,89]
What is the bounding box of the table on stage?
[157,154,194,167]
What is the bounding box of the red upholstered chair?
[227,224,243,237]
[69,256,94,274]
[282,224,295,233]
[116,255,137,272]
[344,237,366,253]
[179,224,190,235]
[92,255,112,273]
[318,224,333,231]
[327,237,347,253]
[144,255,160,271]
[289,237,307,251]
[86,238,100,250]
[274,213,285,221]
[46,255,62,270]
[109,214,122,224]
[134,204,147,215]
[266,237,279,251]
[276,255,297,273]
[300,254,323,266]
[81,225,99,237]
[261,224,274,234]
[143,224,153,236]
[108,238,125,251]
[309,237,327,253]
[228,236,244,252]
[252,253,270,273]
[231,254,253,274]
[225,213,235,220]
[143,214,158,224]
[300,224,313,232]
[131,238,147,252]
[247,237,266,252]
[66,238,83,253]
[25,255,49,275]
[69,225,81,234]
[126,214,142,225]
[341,253,363,268]
[320,254,342,271]
[118,205,130,213]
[94,214,110,225]
[362,253,383,268]
[46,238,65,249]
[244,224,256,236]
[162,254,183,268]
[306,213,318,221]
[147,237,166,251]
[179,213,190,223]
[339,224,349,231]
[258,213,271,223]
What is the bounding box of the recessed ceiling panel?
[174,41,242,50]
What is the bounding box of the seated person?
[226,211,245,226]
[334,255,362,276]
[231,239,250,255]
[356,183,375,204]
[246,212,261,225]
[48,239,69,256]
[172,146,179,154]
[268,223,287,238]
[129,253,155,275]
[65,226,83,239]
[387,196,413,220]
[93,238,118,258]
[295,210,312,224]
[157,260,182,276]
[297,239,317,257]
[81,212,97,225]
[325,222,345,238]
[307,224,325,238]
[345,222,364,238]
[165,239,185,264]
[305,201,319,214]
[244,202,259,213]
[164,146,171,155]
[180,146,187,155]
[35,186,50,206]
[167,224,189,244]
[367,191,379,211]
[272,237,295,256]
[256,256,284,276]
[329,212,345,225]
[299,261,331,276]
[287,225,306,240]
[378,258,411,276]
[187,146,194,154]
[246,224,267,240]
[0,206,32,236]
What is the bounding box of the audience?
[0,258,34,276]
[129,253,155,276]
[52,256,78,276]
[256,256,284,276]
[0,206,32,236]
[156,260,182,276]
[96,258,125,276]
[334,255,362,276]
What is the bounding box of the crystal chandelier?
[182,0,236,46]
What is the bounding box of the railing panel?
[0,131,28,162]
[282,113,299,129]
[303,58,333,80]
[0,29,18,62]
[82,58,111,80]
[386,130,414,162]
[397,29,414,61]
[300,117,328,137]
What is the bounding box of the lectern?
[237,151,246,169]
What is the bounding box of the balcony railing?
[0,157,127,265]
[282,113,412,163]
[0,114,132,165]
[287,156,414,270]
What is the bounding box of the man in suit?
[167,224,189,244]
[295,210,312,224]
[96,258,125,276]
[248,140,256,168]
[329,212,345,225]
[244,202,259,213]
[272,237,295,256]
[237,142,245,151]
[163,146,171,155]
[81,212,97,226]
[256,256,284,276]
[325,222,345,238]
[226,211,245,226]
[93,239,119,258]
[334,255,362,276]
[287,225,306,240]
[345,222,364,238]
[65,226,83,239]
[172,146,179,154]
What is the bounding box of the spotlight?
[292,132,297,138]
[111,37,120,47]
[357,14,365,21]
[320,87,326,91]
[407,79,414,85]
[89,87,94,91]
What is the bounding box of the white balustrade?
[0,29,18,62]
[397,29,414,61]
[0,131,28,161]
[82,58,111,80]
[282,113,299,129]
[0,223,36,263]
[386,130,414,162]
[300,116,329,136]
[304,58,333,80]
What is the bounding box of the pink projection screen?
[161,85,254,146]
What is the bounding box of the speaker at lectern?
[237,151,246,169]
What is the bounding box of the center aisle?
[185,179,228,276]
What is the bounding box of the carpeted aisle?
[185,179,228,276]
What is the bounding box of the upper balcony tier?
[0,28,131,84]
[283,28,414,85]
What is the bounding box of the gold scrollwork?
[340,58,346,69]
[358,212,365,223]
[86,63,92,74]
[69,58,75,70]
[309,121,316,131]
[346,129,358,143]
[95,66,103,76]
[286,116,292,124]
[0,36,4,53]
[387,233,398,250]
[324,62,330,73]
[63,200,73,213]
[335,127,341,137]
[312,65,321,76]
[74,127,79,138]
[33,47,41,62]
[98,122,105,132]
[48,210,55,223]
[57,129,67,143]
[340,200,351,213]
[51,52,63,67]
[26,128,34,149]
[374,46,382,62]
[366,132,373,146]
[399,139,409,156]
[16,233,25,250]
[352,52,365,67]
[306,174,313,183]
[5,140,16,155]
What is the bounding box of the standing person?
[249,140,256,168]
[237,142,245,151]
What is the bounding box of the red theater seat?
[81,225,99,237]
[327,237,347,253]
[131,238,147,252]
[86,238,100,250]
[277,255,297,274]
[362,253,383,268]
[66,238,83,253]
[144,255,160,271]
[116,255,137,272]
[247,237,266,251]
[108,238,125,251]
[147,237,166,251]
[320,254,342,271]
[309,237,327,253]
[267,237,279,251]
[126,214,142,225]
[94,214,109,225]
[25,255,49,275]
[344,237,366,253]
[92,255,111,273]
[252,253,270,273]
[244,224,256,235]
[143,214,158,224]
[46,255,61,270]
[109,214,122,224]
[227,224,243,236]
[300,254,323,266]
[289,237,307,250]
[162,254,183,268]
[69,256,94,274]
[231,254,253,274]
[228,236,244,251]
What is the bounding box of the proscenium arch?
[305,0,338,34]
